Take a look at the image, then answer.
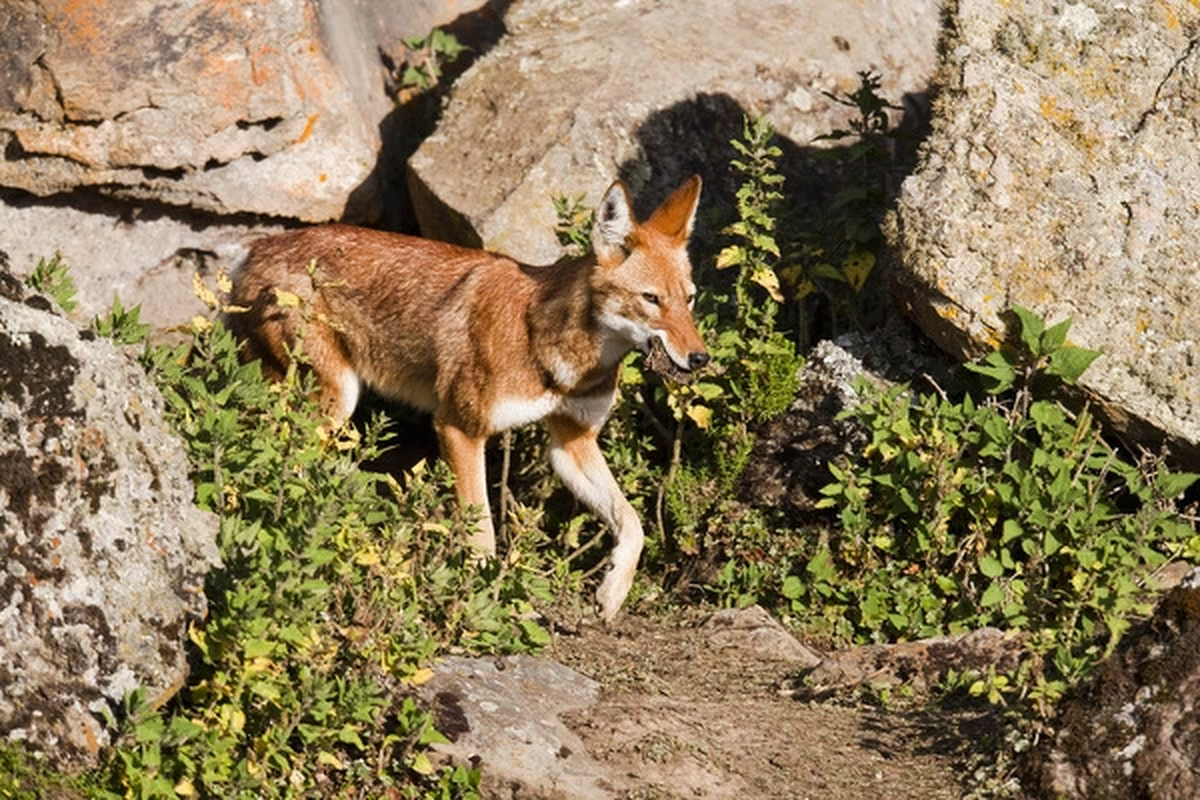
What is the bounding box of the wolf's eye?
[642,292,661,306]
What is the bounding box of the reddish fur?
[228,176,707,621]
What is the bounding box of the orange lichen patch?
[936,304,960,320]
[1006,259,1058,308]
[82,720,100,754]
[1159,0,1182,29]
[42,0,112,59]
[298,113,320,144]
[1039,95,1076,129]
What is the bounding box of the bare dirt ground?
[547,608,1017,799]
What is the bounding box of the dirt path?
[547,609,1011,799]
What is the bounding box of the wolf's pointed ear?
[593,180,636,265]
[646,175,702,242]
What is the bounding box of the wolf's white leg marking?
[546,414,643,621]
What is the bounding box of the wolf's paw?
[595,567,634,623]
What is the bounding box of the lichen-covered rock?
[888,0,1200,464]
[794,627,1026,699]
[0,271,219,771]
[409,0,941,264]
[1027,568,1200,798]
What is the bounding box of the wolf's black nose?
[688,352,710,370]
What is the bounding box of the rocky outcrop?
[0,0,494,222]
[795,627,1027,700]
[0,270,219,771]
[408,0,942,264]
[1028,568,1200,799]
[889,0,1200,465]
[420,655,609,799]
[1,0,375,222]
[0,0,495,326]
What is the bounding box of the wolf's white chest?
[489,389,615,433]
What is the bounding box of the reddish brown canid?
[228,176,708,621]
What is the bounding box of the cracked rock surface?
[0,0,378,222]
[889,0,1200,464]
[0,270,219,772]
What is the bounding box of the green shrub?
[546,116,803,588]
[810,308,1197,700]
[88,308,550,798]
[661,117,802,575]
[784,71,907,336]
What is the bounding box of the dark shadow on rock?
[613,89,934,525]
[616,88,931,347]
[348,0,514,234]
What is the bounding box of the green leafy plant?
[0,740,87,799]
[397,29,467,93]
[716,115,788,334]
[809,307,1197,700]
[658,117,802,572]
[91,295,151,345]
[26,251,78,313]
[783,71,906,334]
[83,277,554,796]
[552,193,596,257]
[547,117,803,591]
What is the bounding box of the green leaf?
[1011,306,1045,355]
[979,556,1005,578]
[1041,317,1072,352]
[980,581,1005,608]
[1157,471,1200,499]
[1029,400,1066,430]
[244,638,276,659]
[781,575,804,599]
[1046,345,1101,384]
[1001,519,1023,544]
[965,351,1017,394]
[519,618,552,647]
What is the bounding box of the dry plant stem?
[577,529,614,581]
[657,414,687,542]
[498,430,513,548]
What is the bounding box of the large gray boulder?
[408,0,942,264]
[0,271,219,771]
[889,0,1200,464]
[0,0,493,326]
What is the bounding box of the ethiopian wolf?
[228,176,708,620]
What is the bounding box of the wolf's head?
[590,175,709,377]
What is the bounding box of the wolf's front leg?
[436,420,496,554]
[545,415,644,621]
